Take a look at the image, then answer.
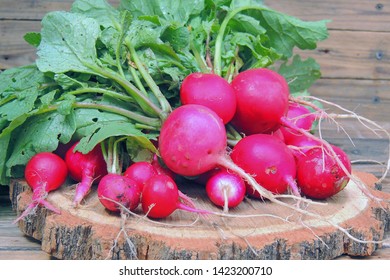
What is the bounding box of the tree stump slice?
[9,171,390,260]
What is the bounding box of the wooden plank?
[0,0,120,20]
[264,0,390,32]
[0,20,40,69]
[0,250,51,260]
[1,0,388,32]
[296,30,390,80]
[310,78,390,101]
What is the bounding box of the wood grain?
[264,0,390,32]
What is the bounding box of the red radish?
[14,152,68,223]
[280,102,316,144]
[296,145,352,199]
[141,174,210,219]
[97,173,141,212]
[205,169,246,210]
[231,68,290,135]
[180,72,236,124]
[65,142,108,207]
[287,134,321,161]
[230,134,300,197]
[124,161,157,191]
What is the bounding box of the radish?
[296,145,352,199]
[97,173,141,212]
[205,169,246,211]
[180,72,236,124]
[65,141,108,207]
[231,68,290,135]
[279,102,316,144]
[124,161,157,191]
[287,134,321,161]
[230,134,300,197]
[14,152,68,223]
[158,104,228,177]
[141,174,210,219]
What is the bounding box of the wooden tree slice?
[9,171,390,260]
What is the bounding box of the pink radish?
[141,173,210,219]
[287,134,321,161]
[296,145,352,199]
[65,141,108,207]
[230,134,300,197]
[205,169,246,210]
[279,102,316,144]
[97,173,141,212]
[180,72,236,124]
[14,152,68,223]
[124,161,157,191]
[158,104,227,177]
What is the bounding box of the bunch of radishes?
[16,67,354,223]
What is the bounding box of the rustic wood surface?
[1,0,389,260]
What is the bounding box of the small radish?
[65,141,108,207]
[280,102,316,144]
[97,173,141,212]
[141,174,210,219]
[180,72,236,124]
[205,169,246,211]
[287,134,321,161]
[14,152,68,223]
[124,161,157,191]
[296,145,352,199]
[230,134,300,197]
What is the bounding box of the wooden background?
[0,0,389,259]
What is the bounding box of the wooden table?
[1,0,389,260]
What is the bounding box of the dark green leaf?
[23,32,41,47]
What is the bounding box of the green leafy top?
[0,0,329,185]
